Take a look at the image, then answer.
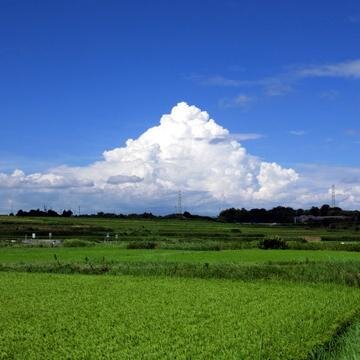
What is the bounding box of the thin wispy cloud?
[296,59,360,79]
[230,133,264,141]
[190,59,360,104]
[209,132,264,145]
[290,130,307,136]
[345,129,360,137]
[219,94,255,108]
[264,82,292,97]
[319,90,339,100]
[348,15,360,23]
[202,75,243,87]
[188,74,246,87]
[191,74,291,96]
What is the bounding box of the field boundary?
[307,315,360,359]
[1,260,360,287]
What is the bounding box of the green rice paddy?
[0,247,359,265]
[1,272,360,360]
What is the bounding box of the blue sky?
[0,0,360,213]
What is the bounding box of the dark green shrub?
[258,237,288,250]
[63,239,94,247]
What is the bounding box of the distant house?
[294,215,349,224]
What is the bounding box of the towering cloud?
[0,102,301,212]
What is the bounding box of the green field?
[1,247,360,265]
[1,216,360,359]
[1,272,360,360]
[1,216,359,242]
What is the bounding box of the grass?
[1,246,360,265]
[2,247,360,287]
[1,272,360,360]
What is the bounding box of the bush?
[126,241,158,249]
[258,237,288,250]
[63,239,94,247]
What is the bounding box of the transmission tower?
[9,199,13,215]
[331,185,336,208]
[177,190,182,216]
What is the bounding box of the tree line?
[218,205,359,223]
[13,209,213,221]
[12,204,360,224]
[15,209,73,217]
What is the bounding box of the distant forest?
[12,204,360,224]
[218,205,359,224]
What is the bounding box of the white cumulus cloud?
[0,102,301,213]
